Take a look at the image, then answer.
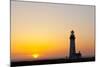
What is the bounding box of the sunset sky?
[11,1,95,62]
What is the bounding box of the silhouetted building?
[69,30,82,59]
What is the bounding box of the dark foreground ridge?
[11,57,95,67]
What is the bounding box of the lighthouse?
[69,30,81,59]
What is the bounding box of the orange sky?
[11,1,95,61]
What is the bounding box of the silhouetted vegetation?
[11,57,95,67]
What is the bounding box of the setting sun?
[32,54,39,59]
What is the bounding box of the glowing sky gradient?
[11,1,95,61]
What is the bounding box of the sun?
[32,54,39,59]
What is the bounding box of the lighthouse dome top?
[71,30,74,34]
[70,30,75,39]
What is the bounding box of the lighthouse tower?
[69,30,76,59]
[69,30,82,59]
